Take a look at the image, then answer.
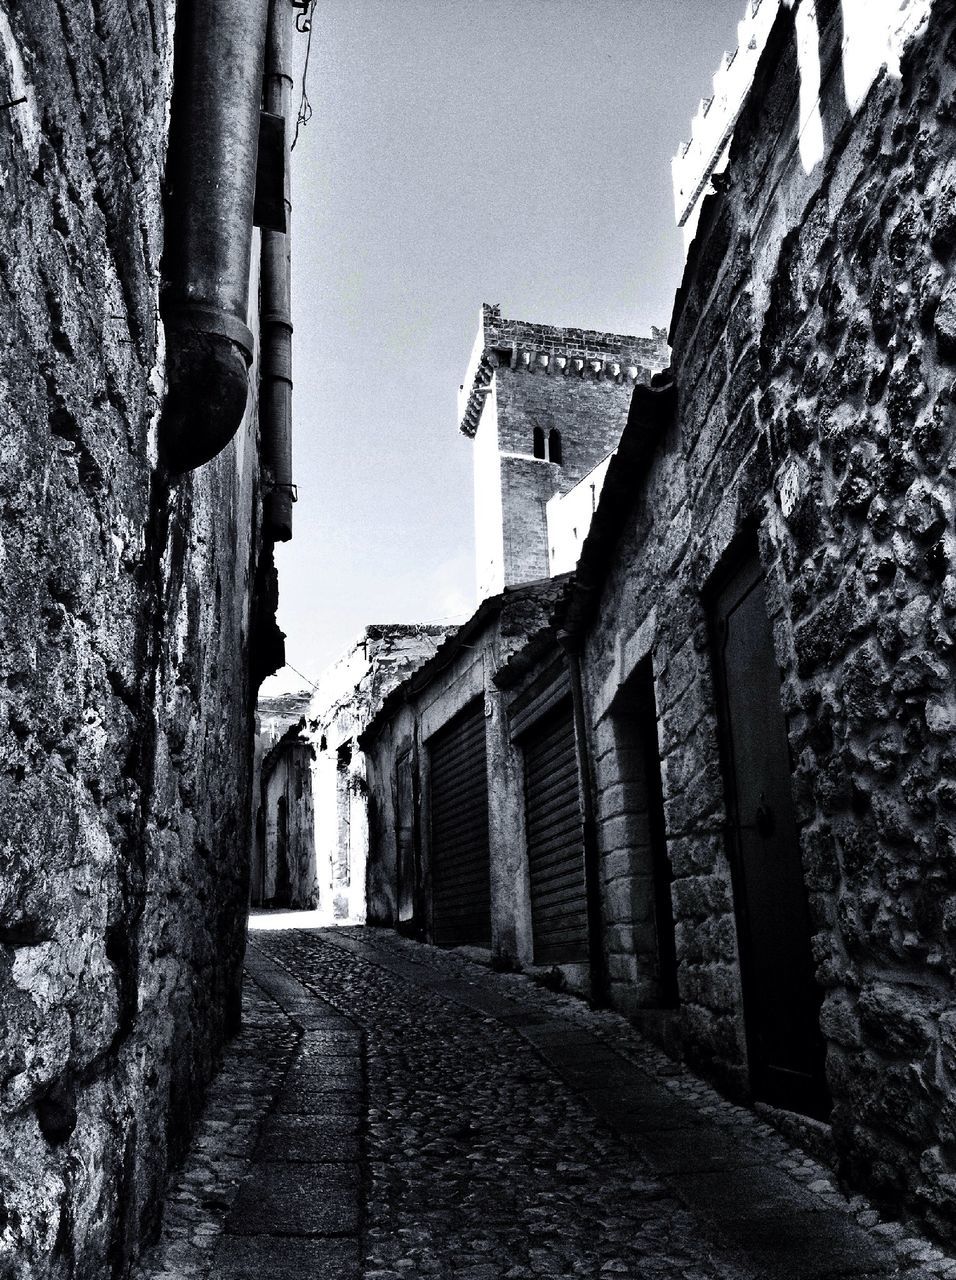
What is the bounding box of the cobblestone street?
[137,922,956,1280]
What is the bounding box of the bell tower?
[458,305,670,600]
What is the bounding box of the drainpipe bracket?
[161,302,255,367]
[159,304,255,474]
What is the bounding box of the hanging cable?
[292,0,317,151]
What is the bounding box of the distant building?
[459,305,669,599]
[252,626,451,916]
[251,681,313,907]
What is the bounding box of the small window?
[533,426,545,459]
[548,429,563,464]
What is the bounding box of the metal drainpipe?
[260,0,295,542]
[160,0,271,473]
[559,633,609,1007]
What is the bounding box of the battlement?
[458,304,669,437]
[671,0,779,236]
[673,0,934,247]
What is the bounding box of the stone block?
[227,1162,360,1236]
[213,1236,361,1280]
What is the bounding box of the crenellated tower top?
[671,0,780,245]
[458,304,668,438]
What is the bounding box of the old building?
[252,683,314,908]
[0,0,299,1274]
[460,306,669,597]
[252,626,450,919]
[364,580,573,947]
[364,0,956,1245]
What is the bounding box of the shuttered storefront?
[522,699,588,964]
[428,700,491,947]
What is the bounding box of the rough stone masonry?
[0,2,281,1277]
[580,0,956,1241]
[358,0,956,1250]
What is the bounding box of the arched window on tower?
[532,426,545,459]
[548,429,563,465]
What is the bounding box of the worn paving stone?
[142,926,956,1280]
[255,1114,361,1163]
[275,1084,365,1115]
[634,1127,769,1175]
[212,1234,362,1279]
[716,1211,895,1280]
[670,1165,827,1221]
[226,1160,360,1235]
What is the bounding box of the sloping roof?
[360,574,574,746]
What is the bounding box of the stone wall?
[0,4,278,1276]
[579,0,956,1240]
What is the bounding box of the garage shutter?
[522,699,588,964]
[428,700,491,947]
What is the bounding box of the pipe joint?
[159,0,270,474]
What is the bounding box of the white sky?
[273,0,746,689]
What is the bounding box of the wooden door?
[395,750,417,927]
[712,554,829,1118]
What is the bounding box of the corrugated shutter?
[428,700,491,948]
[523,699,588,964]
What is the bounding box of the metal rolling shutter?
[429,701,491,948]
[523,699,588,964]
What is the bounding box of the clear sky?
[274,0,746,689]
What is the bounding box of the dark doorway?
[613,659,678,1007]
[395,749,417,929]
[711,552,830,1119]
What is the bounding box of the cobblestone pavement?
[138,923,956,1280]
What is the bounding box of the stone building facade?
[623,0,953,1234]
[363,581,572,949]
[0,2,291,1275]
[251,685,313,907]
[363,0,956,1245]
[252,627,450,920]
[460,306,668,599]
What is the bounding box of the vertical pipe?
[161,0,271,472]
[261,0,295,541]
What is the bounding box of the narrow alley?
[138,923,955,1280]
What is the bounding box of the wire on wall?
[292,0,317,150]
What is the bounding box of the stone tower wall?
[464,306,669,600]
